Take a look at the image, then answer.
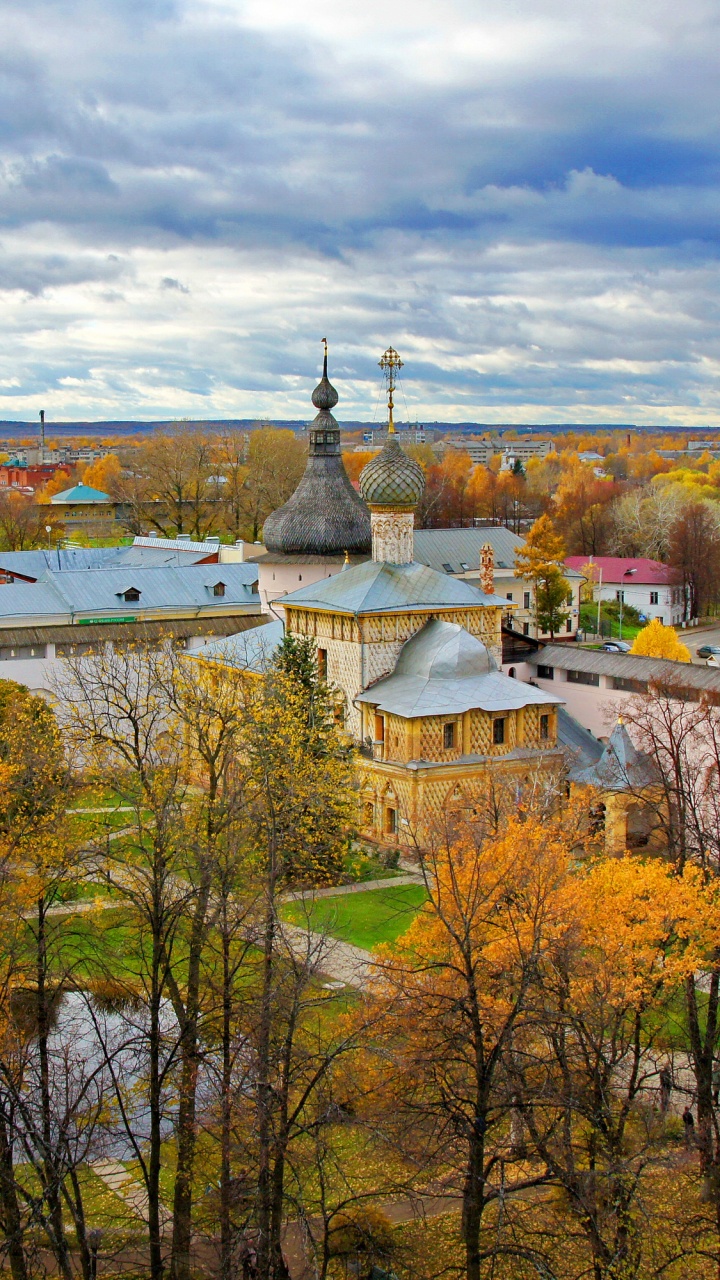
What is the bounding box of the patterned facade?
[284,593,561,846]
[285,601,504,739]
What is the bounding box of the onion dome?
[262,345,371,556]
[359,436,425,509]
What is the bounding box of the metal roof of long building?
[528,643,720,692]
[0,563,260,623]
[281,559,508,615]
[413,527,526,573]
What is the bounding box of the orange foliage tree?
[374,816,571,1280]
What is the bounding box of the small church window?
[384,807,397,835]
[317,648,327,679]
[540,714,549,740]
[493,717,506,746]
[443,722,455,749]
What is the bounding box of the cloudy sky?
[1,0,719,425]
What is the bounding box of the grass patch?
[282,883,427,951]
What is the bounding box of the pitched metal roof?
[413,527,525,573]
[556,706,604,770]
[281,559,509,615]
[0,563,260,623]
[50,484,112,504]
[189,620,284,673]
[528,643,720,692]
[572,719,658,790]
[565,555,678,585]
[0,546,258,582]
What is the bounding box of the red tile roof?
[564,555,678,585]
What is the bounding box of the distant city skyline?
[1,0,719,425]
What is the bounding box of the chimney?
[235,539,245,562]
[479,542,494,594]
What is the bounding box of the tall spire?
[262,341,371,556]
[379,346,403,435]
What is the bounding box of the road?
[681,622,720,663]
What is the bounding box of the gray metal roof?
[572,720,658,790]
[412,527,582,579]
[132,535,227,553]
[0,563,260,623]
[413,527,525,573]
[0,546,258,579]
[557,706,604,771]
[356,620,563,718]
[528,644,720,693]
[188,620,284,673]
[282,559,509,615]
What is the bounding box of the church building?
[266,348,565,847]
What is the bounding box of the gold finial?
[379,346,403,435]
[617,715,624,725]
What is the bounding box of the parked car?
[697,644,720,659]
[602,640,631,653]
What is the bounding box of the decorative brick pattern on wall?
[469,710,493,756]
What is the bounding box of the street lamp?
[45,525,52,550]
[619,567,636,640]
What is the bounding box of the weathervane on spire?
[379,346,403,434]
[321,337,328,378]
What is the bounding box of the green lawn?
[282,883,427,951]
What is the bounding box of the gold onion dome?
[359,436,425,508]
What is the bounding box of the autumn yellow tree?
[524,853,712,1280]
[514,514,571,637]
[630,617,691,661]
[374,816,571,1280]
[78,452,122,493]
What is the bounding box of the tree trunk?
[219,912,233,1280]
[148,947,165,1280]
[462,1122,485,1280]
[0,1107,28,1280]
[36,899,73,1280]
[170,868,212,1280]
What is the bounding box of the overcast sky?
[1,0,719,425]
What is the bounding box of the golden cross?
[379,346,403,433]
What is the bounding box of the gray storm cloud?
[0,0,719,422]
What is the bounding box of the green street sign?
[78,616,137,625]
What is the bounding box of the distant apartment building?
[440,437,498,465]
[0,444,110,466]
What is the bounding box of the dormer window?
[117,586,141,603]
[205,579,226,597]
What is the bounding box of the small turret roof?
[50,483,112,504]
[572,719,658,790]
